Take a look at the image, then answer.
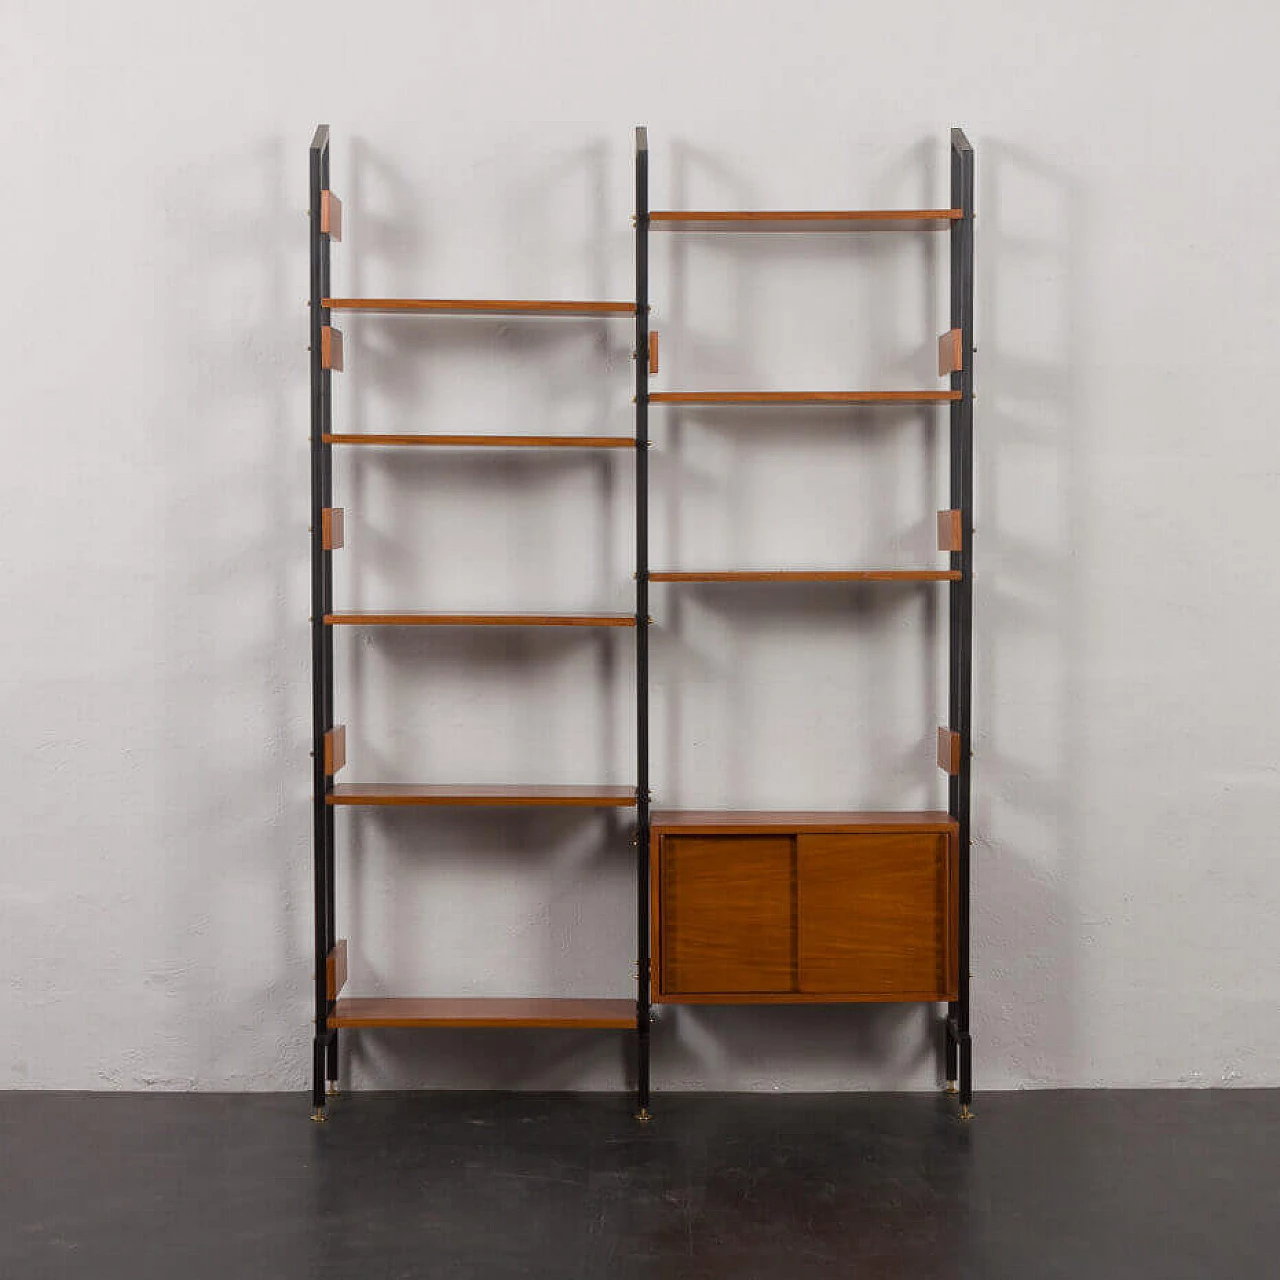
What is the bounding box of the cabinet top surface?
[651,809,958,834]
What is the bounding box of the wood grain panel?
[651,391,961,405]
[652,811,957,835]
[648,330,659,374]
[323,433,634,448]
[938,328,963,375]
[321,325,343,371]
[322,298,634,317]
[328,997,634,1028]
[325,611,634,627]
[797,834,955,999]
[323,725,346,776]
[937,509,962,552]
[326,939,348,1001]
[321,507,344,550]
[650,570,960,583]
[327,784,636,807]
[320,190,342,241]
[651,210,963,230]
[937,727,961,775]
[658,836,794,996]
[646,990,953,1005]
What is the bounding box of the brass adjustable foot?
[943,1080,959,1095]
[959,1105,974,1122]
[327,1084,340,1097]
[635,1108,652,1124]
[310,1107,328,1123]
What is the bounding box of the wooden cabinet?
[651,814,958,1003]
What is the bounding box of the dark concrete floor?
[1,1090,1276,1279]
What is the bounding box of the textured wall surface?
[3,1,1278,1091]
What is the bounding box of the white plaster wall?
[2,0,1277,1091]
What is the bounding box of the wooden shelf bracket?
[323,725,346,776]
[326,940,348,1001]
[321,507,344,550]
[321,325,343,372]
[938,328,963,376]
[937,509,962,552]
[321,190,343,241]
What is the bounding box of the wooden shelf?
[650,209,963,231]
[649,570,960,583]
[325,611,635,627]
[328,997,635,1029]
[323,433,635,449]
[327,784,637,808]
[651,391,961,406]
[652,809,957,834]
[322,298,634,317]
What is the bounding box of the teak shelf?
[324,434,635,448]
[329,997,636,1029]
[322,298,634,317]
[649,570,960,583]
[650,209,962,230]
[324,611,636,627]
[651,809,958,832]
[326,784,637,808]
[306,125,976,1123]
[651,391,961,405]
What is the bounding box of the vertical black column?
[308,124,335,1119]
[947,128,976,1116]
[633,126,652,1121]
[320,140,339,1097]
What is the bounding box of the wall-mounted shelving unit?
[640,128,976,1117]
[306,125,974,1122]
[306,125,650,1123]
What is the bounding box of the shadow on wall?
[650,139,753,803]
[645,133,1088,1090]
[652,135,950,815]
[156,129,1088,1094]
[971,140,1089,1087]
[338,807,638,1092]
[157,135,305,1088]
[645,137,953,1089]
[329,134,640,1092]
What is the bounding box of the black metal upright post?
[946,128,976,1118]
[309,124,337,1121]
[634,126,652,1122]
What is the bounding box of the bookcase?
[307,126,974,1121]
